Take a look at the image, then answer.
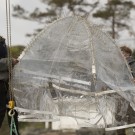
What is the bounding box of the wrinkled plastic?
[13,16,135,129]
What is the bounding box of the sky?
[0,0,43,46]
[0,0,135,49]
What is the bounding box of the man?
[0,35,20,135]
[120,46,135,79]
[120,46,135,129]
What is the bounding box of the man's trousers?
[0,80,19,135]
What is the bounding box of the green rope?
[10,115,18,135]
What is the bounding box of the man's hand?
[131,78,135,83]
[12,58,19,66]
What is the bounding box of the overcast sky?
[0,0,135,49]
[0,0,43,46]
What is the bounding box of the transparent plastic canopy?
[13,16,135,130]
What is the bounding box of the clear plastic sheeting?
[13,16,135,130]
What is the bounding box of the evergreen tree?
[93,0,135,39]
[12,0,99,36]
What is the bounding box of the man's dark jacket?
[0,36,8,81]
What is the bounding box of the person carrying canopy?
[0,35,20,135]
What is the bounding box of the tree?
[10,45,25,58]
[12,0,99,36]
[93,0,135,39]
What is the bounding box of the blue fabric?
[0,39,7,59]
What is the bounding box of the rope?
[9,110,19,135]
[6,0,14,105]
[5,1,18,134]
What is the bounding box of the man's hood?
[0,37,7,59]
